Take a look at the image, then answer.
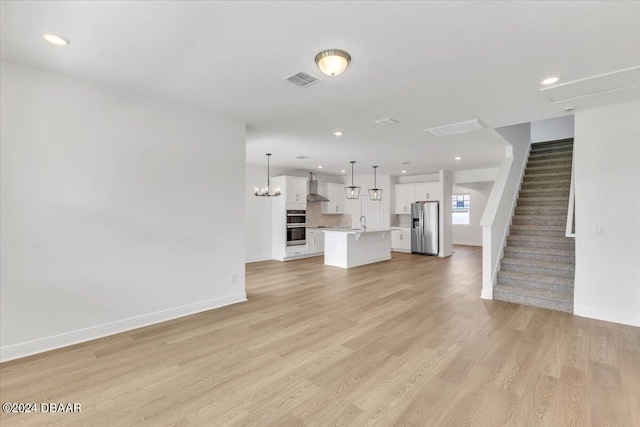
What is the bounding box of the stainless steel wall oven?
[286,210,306,246]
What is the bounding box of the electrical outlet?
[596,225,604,236]
[232,274,238,284]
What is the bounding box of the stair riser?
[523,173,572,181]
[528,152,573,161]
[493,290,573,313]
[518,199,569,207]
[515,206,567,214]
[501,263,575,279]
[504,250,574,264]
[507,238,574,250]
[512,217,566,226]
[525,165,572,173]
[524,170,572,178]
[497,271,574,291]
[530,145,574,153]
[518,190,569,198]
[510,228,567,237]
[520,181,570,190]
[527,156,572,164]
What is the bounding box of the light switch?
[596,225,604,235]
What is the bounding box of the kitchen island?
[323,229,392,268]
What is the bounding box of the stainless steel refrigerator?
[411,201,439,255]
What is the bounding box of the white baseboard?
[574,305,640,327]
[480,289,493,300]
[392,249,412,253]
[245,255,272,263]
[453,241,482,247]
[0,292,247,363]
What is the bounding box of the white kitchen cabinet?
[322,182,346,214]
[306,229,325,255]
[391,229,411,252]
[285,177,308,210]
[286,245,308,257]
[414,182,441,202]
[394,183,414,214]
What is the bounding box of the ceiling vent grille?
[373,117,399,126]
[295,155,310,160]
[424,119,486,137]
[284,71,321,88]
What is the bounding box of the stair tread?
[501,257,575,271]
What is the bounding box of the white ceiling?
[2,1,639,176]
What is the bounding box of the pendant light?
[345,161,360,199]
[254,153,281,197]
[368,166,382,201]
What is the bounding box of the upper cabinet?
[274,176,308,210]
[287,176,308,209]
[394,184,414,214]
[322,182,346,214]
[395,181,441,214]
[414,182,441,202]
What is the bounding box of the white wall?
[531,115,574,143]
[245,164,273,262]
[0,61,247,361]
[480,123,531,300]
[573,100,640,326]
[452,182,493,246]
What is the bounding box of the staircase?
[494,139,575,313]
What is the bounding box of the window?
[452,194,470,225]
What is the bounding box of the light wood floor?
[1,246,639,426]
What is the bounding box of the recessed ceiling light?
[317,165,323,169]
[541,77,559,85]
[401,170,407,174]
[334,131,343,136]
[454,156,462,160]
[341,169,346,173]
[42,33,70,46]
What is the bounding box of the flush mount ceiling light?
[42,33,70,46]
[315,49,351,77]
[317,165,323,169]
[541,77,559,85]
[254,154,281,197]
[345,161,360,199]
[341,169,346,173]
[368,166,382,201]
[334,131,343,136]
[454,156,462,160]
[401,170,407,174]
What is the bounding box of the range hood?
[307,172,330,202]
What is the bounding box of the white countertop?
[323,228,391,235]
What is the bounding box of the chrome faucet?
[359,215,367,231]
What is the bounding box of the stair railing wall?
[480,123,532,300]
[565,144,576,237]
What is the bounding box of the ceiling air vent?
[424,119,486,137]
[284,71,321,88]
[295,155,310,160]
[373,117,399,126]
